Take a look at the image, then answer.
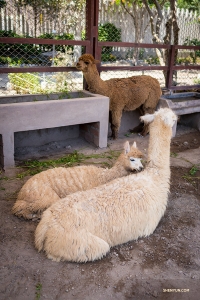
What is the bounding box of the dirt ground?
[0,125,200,300]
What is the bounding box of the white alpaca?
[12,141,144,220]
[35,108,177,262]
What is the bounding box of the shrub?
[145,56,160,65]
[82,23,121,61]
[183,38,200,63]
[176,56,193,65]
[98,23,121,61]
[38,33,74,53]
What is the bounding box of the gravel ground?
[0,125,200,300]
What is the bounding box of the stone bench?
[157,92,200,136]
[0,91,109,171]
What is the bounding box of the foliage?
[0,0,6,9]
[98,23,121,43]
[176,56,193,65]
[35,283,42,300]
[82,23,121,61]
[177,0,200,11]
[8,72,42,94]
[0,29,74,66]
[0,30,43,65]
[113,0,199,12]
[183,38,200,63]
[98,23,121,61]
[13,0,66,37]
[16,149,120,178]
[145,55,160,65]
[38,32,74,52]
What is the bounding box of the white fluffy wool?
[35,108,177,263]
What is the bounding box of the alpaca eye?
[130,158,135,162]
[85,62,89,65]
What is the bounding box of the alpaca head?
[140,108,177,130]
[121,141,144,172]
[76,54,100,73]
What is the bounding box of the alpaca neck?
[147,122,172,172]
[99,155,129,183]
[83,67,108,95]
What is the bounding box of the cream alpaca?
[12,141,143,220]
[76,54,161,139]
[35,108,177,262]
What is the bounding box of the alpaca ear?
[94,59,100,64]
[124,141,131,154]
[140,114,155,124]
[132,141,137,148]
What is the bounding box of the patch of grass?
[15,149,121,179]
[0,176,10,181]
[189,166,198,176]
[124,133,131,137]
[170,152,178,157]
[182,165,200,187]
[0,187,5,190]
[35,283,42,300]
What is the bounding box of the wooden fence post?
[84,0,100,89]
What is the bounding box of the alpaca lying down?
[12,141,144,220]
[35,108,177,262]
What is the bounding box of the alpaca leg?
[110,110,122,139]
[129,106,144,134]
[12,187,60,220]
[12,201,40,220]
[37,226,110,262]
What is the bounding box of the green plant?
[82,23,121,62]
[0,0,6,9]
[38,32,74,53]
[183,38,200,63]
[35,283,42,300]
[177,56,193,65]
[170,152,178,157]
[0,30,41,57]
[16,149,121,178]
[189,165,198,176]
[0,176,9,181]
[8,72,42,94]
[139,48,145,60]
[98,23,121,62]
[182,165,199,187]
[146,55,160,65]
[194,77,200,84]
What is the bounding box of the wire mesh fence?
[0,0,199,96]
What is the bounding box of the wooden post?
[84,0,100,89]
[166,45,176,90]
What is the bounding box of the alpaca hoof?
[129,123,144,134]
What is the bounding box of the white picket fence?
[0,0,199,45]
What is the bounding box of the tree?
[177,0,200,12]
[112,0,180,84]
[14,0,64,37]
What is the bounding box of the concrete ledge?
[158,92,200,136]
[0,90,109,170]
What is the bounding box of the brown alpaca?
[76,54,162,139]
